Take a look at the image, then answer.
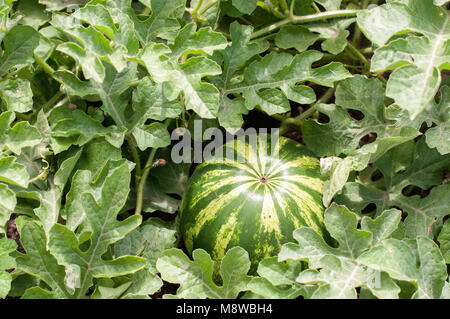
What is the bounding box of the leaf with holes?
[357,0,450,119]
[279,205,402,299]
[156,246,252,298]
[48,161,145,298]
[358,236,447,299]
[336,139,450,238]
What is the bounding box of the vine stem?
[375,73,388,84]
[42,91,65,113]
[360,47,373,54]
[351,0,369,46]
[279,0,289,15]
[280,87,335,133]
[250,9,360,39]
[191,0,204,16]
[197,0,218,16]
[135,148,157,216]
[311,2,323,15]
[142,6,151,16]
[126,135,142,186]
[289,0,296,18]
[15,112,31,121]
[345,42,388,84]
[134,119,171,215]
[34,54,55,75]
[345,41,370,71]
[129,79,142,87]
[43,95,69,117]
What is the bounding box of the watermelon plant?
[0,0,449,300]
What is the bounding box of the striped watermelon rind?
[179,134,326,271]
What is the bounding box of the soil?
[7,217,25,254]
[283,130,304,144]
[150,282,180,299]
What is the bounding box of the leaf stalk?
[250,9,360,39]
[280,87,335,133]
[134,119,172,215]
[34,54,55,75]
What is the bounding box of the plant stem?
[134,119,171,215]
[129,79,142,87]
[126,135,142,186]
[34,54,55,75]
[222,31,232,40]
[375,73,388,84]
[44,96,69,117]
[301,87,335,120]
[352,27,362,47]
[362,0,370,10]
[197,0,218,16]
[191,0,204,15]
[42,91,65,113]
[55,96,69,108]
[271,7,287,19]
[311,2,322,14]
[289,0,296,18]
[280,87,335,132]
[15,112,31,121]
[345,42,387,83]
[345,41,370,71]
[238,16,253,25]
[352,0,368,46]
[142,6,151,16]
[250,9,360,39]
[279,0,289,15]
[135,147,157,216]
[360,47,373,54]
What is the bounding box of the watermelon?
[179,134,326,271]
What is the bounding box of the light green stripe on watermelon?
[203,157,260,177]
[211,203,244,262]
[274,182,323,232]
[179,134,326,273]
[270,190,303,230]
[184,182,255,250]
[188,173,255,209]
[267,156,319,176]
[260,186,282,234]
[272,175,323,193]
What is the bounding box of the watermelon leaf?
[14,217,73,298]
[135,24,227,119]
[0,183,16,234]
[335,139,450,238]
[357,0,450,119]
[115,218,178,298]
[0,237,16,298]
[279,205,402,299]
[156,246,252,298]
[438,219,450,264]
[0,112,42,155]
[48,161,145,297]
[358,236,447,299]
[247,257,310,299]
